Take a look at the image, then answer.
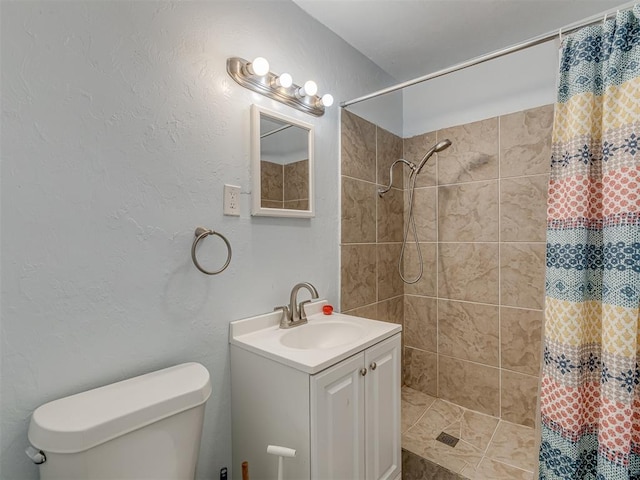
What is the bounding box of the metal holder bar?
[341,1,637,107]
[226,57,325,117]
[191,227,232,275]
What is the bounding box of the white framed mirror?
[251,104,314,218]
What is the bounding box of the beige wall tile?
[500,371,539,428]
[283,199,308,210]
[500,104,554,178]
[341,244,376,311]
[500,243,546,309]
[375,296,404,324]
[378,243,404,301]
[406,187,437,243]
[404,347,437,396]
[405,295,437,352]
[262,200,283,209]
[341,105,550,436]
[438,300,499,366]
[342,303,377,319]
[403,131,437,187]
[377,126,403,188]
[283,159,308,201]
[378,187,404,243]
[341,109,376,182]
[438,180,499,242]
[438,117,498,185]
[500,175,548,242]
[438,243,499,304]
[438,356,500,416]
[341,176,376,244]
[404,243,437,296]
[261,160,283,201]
[501,307,543,376]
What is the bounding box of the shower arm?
[378,159,416,196]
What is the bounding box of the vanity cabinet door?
[310,333,401,480]
[364,334,401,480]
[311,352,365,480]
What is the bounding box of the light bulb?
[321,93,334,107]
[303,80,318,96]
[276,73,293,88]
[249,56,270,76]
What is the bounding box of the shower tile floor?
[402,386,537,479]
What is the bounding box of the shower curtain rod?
[341,1,637,108]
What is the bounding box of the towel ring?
[191,227,232,275]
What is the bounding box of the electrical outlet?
[223,184,241,216]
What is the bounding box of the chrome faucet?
[275,282,319,329]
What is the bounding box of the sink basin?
[279,321,366,350]
[229,300,402,373]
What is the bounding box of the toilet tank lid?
[28,362,212,454]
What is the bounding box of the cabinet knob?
[360,368,367,376]
[370,362,377,370]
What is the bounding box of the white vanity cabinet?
[230,328,401,480]
[311,334,401,480]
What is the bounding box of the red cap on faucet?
[323,305,334,315]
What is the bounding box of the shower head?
[378,139,453,197]
[415,139,452,175]
[434,139,452,152]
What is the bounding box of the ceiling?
[293,0,628,82]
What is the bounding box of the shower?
[378,139,452,284]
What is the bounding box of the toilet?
[26,362,212,480]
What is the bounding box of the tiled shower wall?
[340,109,405,325]
[260,159,310,210]
[340,105,553,428]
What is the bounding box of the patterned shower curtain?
[539,6,640,479]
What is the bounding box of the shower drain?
[435,432,459,448]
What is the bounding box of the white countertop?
[229,300,402,374]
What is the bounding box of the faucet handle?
[274,305,291,327]
[298,300,313,321]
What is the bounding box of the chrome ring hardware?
[360,368,367,376]
[370,362,377,371]
[191,227,232,275]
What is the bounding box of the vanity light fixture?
[320,94,334,107]
[297,80,318,98]
[273,72,293,88]
[227,56,332,117]
[246,56,270,77]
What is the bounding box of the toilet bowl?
[27,362,212,480]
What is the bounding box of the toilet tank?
[28,362,212,480]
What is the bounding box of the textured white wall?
[403,39,560,136]
[347,89,404,137]
[344,39,559,138]
[0,2,397,479]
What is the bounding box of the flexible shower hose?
[399,169,423,284]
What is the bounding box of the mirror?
[251,105,314,218]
